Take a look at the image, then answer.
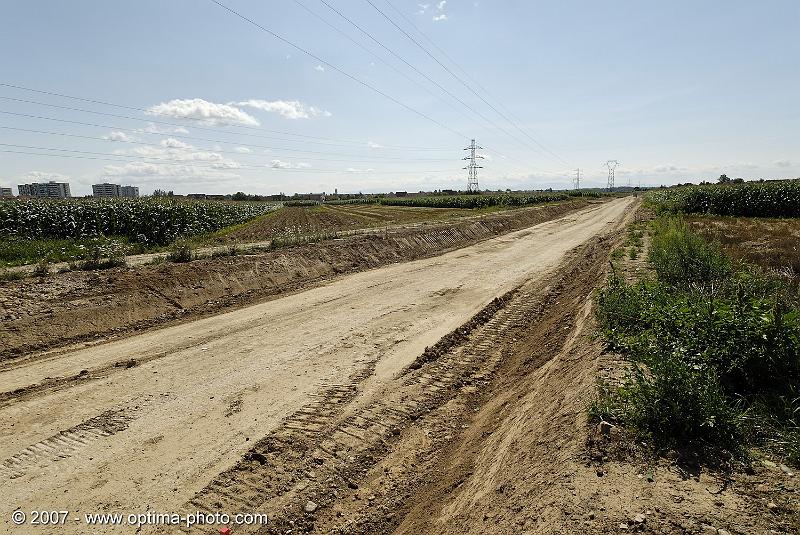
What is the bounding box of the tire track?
[0,407,137,480]
[175,246,587,534]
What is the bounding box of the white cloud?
[235,146,252,153]
[234,99,331,120]
[416,3,429,14]
[367,141,383,148]
[774,159,792,168]
[102,162,240,183]
[345,167,376,173]
[135,123,189,135]
[314,64,325,72]
[269,159,310,169]
[159,137,192,149]
[146,98,259,126]
[102,136,243,185]
[433,0,447,20]
[102,136,243,184]
[270,159,291,169]
[105,131,135,142]
[653,164,683,173]
[19,171,71,182]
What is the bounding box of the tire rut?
[174,246,588,534]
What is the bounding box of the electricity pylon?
[463,139,484,192]
[605,160,620,191]
[573,168,582,190]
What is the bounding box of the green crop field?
[0,198,276,246]
[647,179,800,217]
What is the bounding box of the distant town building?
[18,181,71,198]
[0,187,12,198]
[93,183,119,197]
[92,183,140,198]
[120,185,139,198]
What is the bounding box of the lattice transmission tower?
[573,168,582,190]
[463,139,484,192]
[605,160,621,191]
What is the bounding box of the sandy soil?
[0,200,592,360]
[1,197,636,533]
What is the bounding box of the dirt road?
[1,196,635,533]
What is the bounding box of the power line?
[207,0,469,140]
[319,0,545,157]
[314,0,513,143]
[383,0,567,164]
[0,143,454,174]
[0,93,453,153]
[309,0,556,175]
[364,0,569,165]
[292,0,475,129]
[0,124,452,163]
[0,82,450,151]
[0,99,460,160]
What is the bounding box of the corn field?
[0,198,276,245]
[648,180,800,217]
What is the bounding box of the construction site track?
[177,229,622,535]
[0,200,596,362]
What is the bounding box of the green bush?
[167,240,193,263]
[623,354,743,451]
[595,217,800,460]
[648,217,730,284]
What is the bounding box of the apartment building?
[17,181,71,198]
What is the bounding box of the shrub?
[622,354,743,452]
[648,217,730,284]
[595,218,800,460]
[79,237,128,270]
[33,260,50,277]
[167,240,193,263]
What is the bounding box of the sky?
[0,0,798,196]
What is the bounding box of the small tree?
[718,174,731,184]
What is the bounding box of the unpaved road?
[1,196,635,533]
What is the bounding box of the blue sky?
[0,0,797,195]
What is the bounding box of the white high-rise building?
[93,183,139,198]
[18,181,71,198]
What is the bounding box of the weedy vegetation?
[592,216,800,464]
[167,240,194,263]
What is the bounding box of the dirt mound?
[0,200,593,361]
